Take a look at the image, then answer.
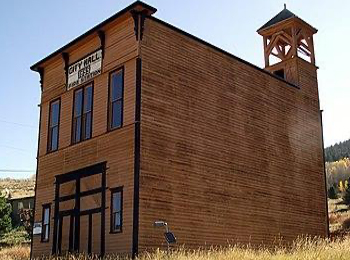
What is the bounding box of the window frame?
[47,98,61,153]
[41,204,51,242]
[110,186,123,234]
[71,82,94,144]
[107,67,124,131]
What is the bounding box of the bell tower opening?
[257,4,318,85]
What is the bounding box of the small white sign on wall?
[33,222,42,235]
[67,49,102,90]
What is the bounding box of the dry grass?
[137,237,350,260]
[328,198,350,235]
[0,245,30,260]
[4,237,350,260]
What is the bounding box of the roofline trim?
[30,1,156,72]
[257,16,318,34]
[8,195,35,201]
[146,15,299,89]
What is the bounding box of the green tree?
[0,196,12,238]
[328,186,337,199]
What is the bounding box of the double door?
[52,163,106,256]
[56,211,101,255]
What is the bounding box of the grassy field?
[1,198,349,259]
[2,236,350,260]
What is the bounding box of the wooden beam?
[291,26,298,58]
[309,35,316,64]
[263,36,269,67]
[275,44,285,59]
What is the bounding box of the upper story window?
[72,83,93,144]
[110,187,123,233]
[41,204,50,242]
[48,99,60,152]
[108,69,124,130]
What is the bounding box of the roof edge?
[146,15,299,90]
[257,16,318,35]
[30,1,156,72]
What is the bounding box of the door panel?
[60,199,75,211]
[81,174,101,192]
[80,195,101,211]
[92,214,101,255]
[60,216,71,254]
[59,181,76,197]
[79,215,89,254]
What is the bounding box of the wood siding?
[32,6,327,257]
[32,14,138,257]
[138,18,327,251]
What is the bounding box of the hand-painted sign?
[33,222,42,235]
[67,49,102,90]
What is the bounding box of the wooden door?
[52,163,106,256]
[57,213,75,255]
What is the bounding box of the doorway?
[52,162,106,256]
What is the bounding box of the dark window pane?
[111,72,123,101]
[51,101,60,126]
[113,192,121,212]
[111,101,122,128]
[51,126,58,151]
[84,113,92,140]
[74,117,81,143]
[84,86,93,113]
[74,90,83,117]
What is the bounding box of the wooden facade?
[30,1,328,258]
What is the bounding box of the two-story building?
[30,1,328,258]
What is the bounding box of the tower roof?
[257,6,317,33]
[258,8,296,31]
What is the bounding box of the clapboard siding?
[32,125,135,257]
[38,16,137,157]
[138,18,327,250]
[32,13,138,257]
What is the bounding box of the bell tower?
[257,5,317,85]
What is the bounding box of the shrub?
[342,179,350,206]
[328,186,338,199]
[19,208,33,239]
[342,218,350,230]
[0,196,12,238]
[0,227,29,246]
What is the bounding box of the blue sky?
[1,0,349,178]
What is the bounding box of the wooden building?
[30,1,328,258]
[10,195,35,226]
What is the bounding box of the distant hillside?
[0,178,35,199]
[325,139,350,162]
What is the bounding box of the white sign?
[67,49,102,90]
[33,222,42,235]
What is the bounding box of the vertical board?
[92,214,102,255]
[79,215,89,254]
